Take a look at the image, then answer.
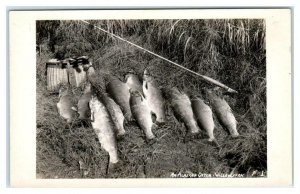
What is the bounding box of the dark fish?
[57,86,77,124]
[106,76,132,121]
[130,89,156,140]
[143,70,166,123]
[167,87,200,134]
[89,94,119,165]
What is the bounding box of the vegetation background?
[36,19,266,178]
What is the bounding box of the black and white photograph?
[8,9,292,187]
[36,18,267,179]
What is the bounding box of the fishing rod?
[80,20,238,93]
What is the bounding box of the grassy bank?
[36,19,266,178]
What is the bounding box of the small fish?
[142,70,166,123]
[206,89,239,137]
[125,71,143,93]
[191,96,219,145]
[101,94,126,137]
[167,87,200,134]
[129,89,156,140]
[89,93,119,165]
[57,86,77,124]
[106,76,133,121]
[77,82,92,120]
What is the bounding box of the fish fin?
[209,138,220,148]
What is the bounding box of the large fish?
[142,70,166,123]
[57,86,77,124]
[101,94,126,137]
[191,96,218,144]
[129,89,156,140]
[206,89,239,137]
[167,87,200,134]
[77,82,92,120]
[106,76,132,121]
[89,93,119,165]
[125,71,143,93]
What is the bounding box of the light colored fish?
[77,82,92,120]
[129,89,156,140]
[206,89,239,137]
[101,94,126,137]
[142,70,166,123]
[57,86,77,124]
[191,96,218,143]
[125,72,143,93]
[106,76,132,121]
[167,87,200,134]
[89,94,119,164]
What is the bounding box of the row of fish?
[56,66,239,168]
[165,87,239,146]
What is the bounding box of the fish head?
[125,74,136,82]
[190,94,201,101]
[202,88,221,103]
[125,69,138,81]
[202,88,213,96]
[124,74,131,82]
[129,88,140,96]
[170,87,180,94]
[163,87,180,99]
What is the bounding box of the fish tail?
[211,138,220,148]
[230,130,240,138]
[106,155,118,176]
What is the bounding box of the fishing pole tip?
[227,88,238,94]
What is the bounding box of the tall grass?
[36,19,266,178]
